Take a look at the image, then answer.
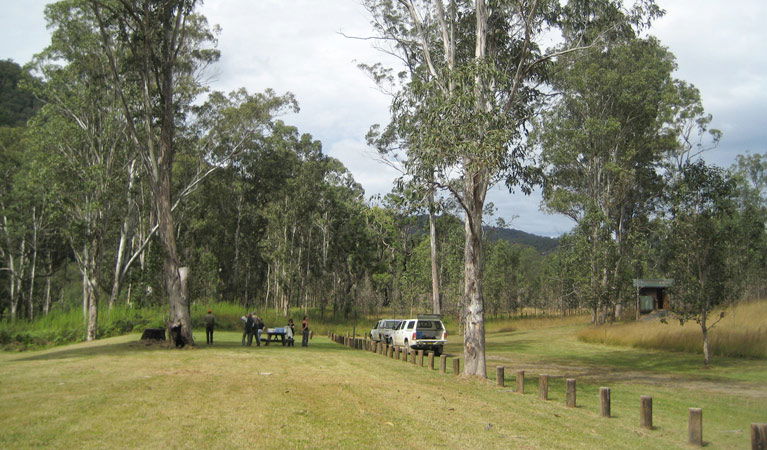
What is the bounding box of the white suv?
[390,315,447,356]
[369,319,401,343]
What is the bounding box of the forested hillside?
[485,226,559,253]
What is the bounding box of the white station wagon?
[390,315,447,356]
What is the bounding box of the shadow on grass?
[10,334,344,362]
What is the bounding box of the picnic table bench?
[261,327,288,345]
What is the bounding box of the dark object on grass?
[141,328,166,341]
[170,324,185,348]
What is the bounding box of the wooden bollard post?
[428,351,435,370]
[417,350,424,366]
[599,387,611,418]
[566,379,576,407]
[496,366,505,387]
[453,358,460,376]
[411,350,417,364]
[688,408,702,446]
[751,423,767,450]
[539,375,549,400]
[390,346,395,358]
[516,370,525,394]
[440,354,447,373]
[640,396,653,429]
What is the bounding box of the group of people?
[201,310,310,347]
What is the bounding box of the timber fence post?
[688,408,702,446]
[428,351,434,370]
[539,375,549,400]
[417,350,424,366]
[453,358,460,376]
[516,370,525,394]
[640,396,653,429]
[566,379,576,407]
[440,354,447,373]
[497,366,505,387]
[600,387,611,418]
[752,423,767,450]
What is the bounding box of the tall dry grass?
[578,300,767,358]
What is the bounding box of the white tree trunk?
[429,190,441,315]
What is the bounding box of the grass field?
[577,300,767,359]
[1,318,765,448]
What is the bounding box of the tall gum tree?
[89,0,220,345]
[363,0,660,377]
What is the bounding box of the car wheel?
[434,346,443,357]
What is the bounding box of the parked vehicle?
[370,319,402,343]
[390,315,447,356]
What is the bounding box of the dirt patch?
[487,355,767,399]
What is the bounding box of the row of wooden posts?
[328,333,767,449]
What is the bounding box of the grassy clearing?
[1,301,584,351]
[577,300,767,359]
[2,320,766,449]
[0,302,383,351]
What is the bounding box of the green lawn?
[1,322,764,448]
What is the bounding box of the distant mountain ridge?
[484,225,559,253]
[409,214,559,253]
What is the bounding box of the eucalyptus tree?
[87,0,221,345]
[0,126,29,320]
[363,0,659,376]
[27,1,138,338]
[537,37,680,322]
[663,162,751,366]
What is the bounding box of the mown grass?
[577,300,767,359]
[2,329,764,449]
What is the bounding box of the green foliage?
[0,60,39,126]
[663,162,751,318]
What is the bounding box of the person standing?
[286,318,295,347]
[204,310,215,345]
[255,315,264,347]
[301,316,310,347]
[242,313,255,346]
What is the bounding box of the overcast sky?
[2,0,765,237]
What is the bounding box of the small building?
[633,279,673,317]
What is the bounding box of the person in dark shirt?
[242,313,255,346]
[301,316,310,347]
[204,310,215,345]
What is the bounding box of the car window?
[406,321,414,330]
[384,320,396,328]
[415,320,444,330]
